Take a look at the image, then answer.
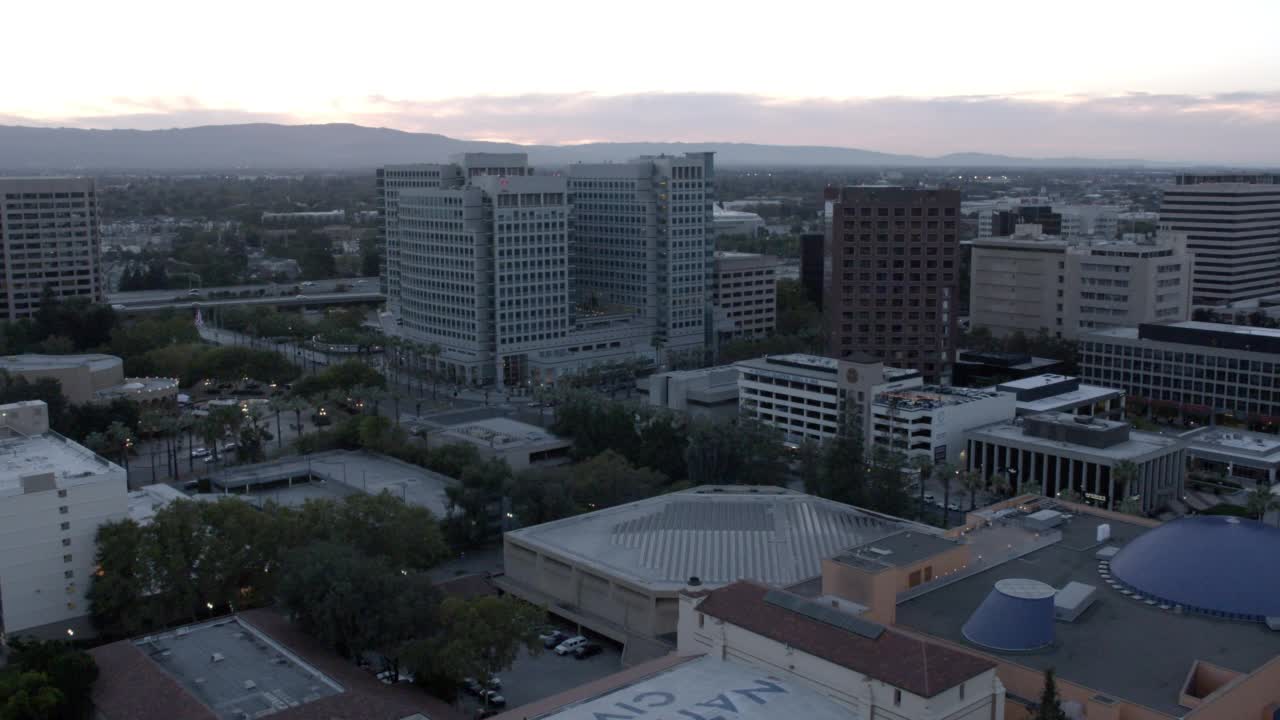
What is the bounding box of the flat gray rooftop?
[0,432,120,497]
[896,512,1280,716]
[507,486,907,592]
[967,419,1181,461]
[135,617,341,719]
[837,529,961,571]
[207,450,456,518]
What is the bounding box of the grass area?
[1202,503,1251,517]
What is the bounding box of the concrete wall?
[1185,655,1280,719]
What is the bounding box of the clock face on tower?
[845,367,859,384]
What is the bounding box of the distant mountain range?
[0,122,1171,171]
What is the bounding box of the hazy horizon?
[3,0,1279,164]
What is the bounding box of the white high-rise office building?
[381,152,716,387]
[0,400,127,638]
[1158,174,1280,306]
[569,153,715,357]
[0,177,105,320]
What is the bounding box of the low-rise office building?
[0,400,128,638]
[711,251,782,340]
[736,354,921,445]
[0,353,178,406]
[1185,427,1280,489]
[951,350,1064,387]
[437,417,570,471]
[499,486,911,640]
[1080,321,1280,423]
[992,374,1125,419]
[871,386,1014,465]
[646,365,740,421]
[964,413,1186,512]
[969,231,1191,340]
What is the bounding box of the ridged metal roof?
[509,487,905,590]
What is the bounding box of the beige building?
[711,251,783,340]
[969,229,1191,340]
[0,354,178,406]
[0,177,106,320]
[0,400,128,637]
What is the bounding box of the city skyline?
[2,0,1278,163]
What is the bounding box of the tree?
[1035,668,1069,720]
[507,466,577,526]
[445,458,512,546]
[0,672,65,720]
[961,469,985,511]
[426,595,544,708]
[1110,460,1139,510]
[277,542,397,659]
[990,471,1012,499]
[910,455,933,517]
[867,447,912,517]
[811,428,868,507]
[937,463,957,527]
[87,519,150,637]
[4,639,99,720]
[1244,488,1280,524]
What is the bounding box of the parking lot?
[458,624,623,715]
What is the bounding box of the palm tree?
[910,455,933,517]
[426,343,442,400]
[936,462,957,527]
[1244,488,1280,524]
[962,469,985,511]
[990,471,1012,499]
[267,398,286,450]
[1111,459,1140,511]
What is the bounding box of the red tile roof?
[695,581,994,698]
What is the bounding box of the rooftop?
[836,530,963,572]
[128,484,187,524]
[438,417,568,452]
[735,354,842,381]
[1187,428,1280,462]
[1009,385,1122,415]
[0,352,120,372]
[0,431,121,497]
[1167,320,1280,339]
[957,350,1062,371]
[873,385,1004,411]
[967,415,1182,461]
[505,486,906,591]
[514,656,857,720]
[697,582,994,698]
[206,450,456,518]
[133,616,342,719]
[895,511,1280,715]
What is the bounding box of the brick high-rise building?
[826,186,961,382]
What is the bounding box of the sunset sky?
[3,0,1278,162]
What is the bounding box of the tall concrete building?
[969,229,1191,339]
[0,400,128,638]
[827,186,961,382]
[711,251,782,341]
[380,152,714,386]
[0,177,105,320]
[1158,173,1280,306]
[568,153,715,358]
[799,232,825,310]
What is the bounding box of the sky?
[3,0,1279,162]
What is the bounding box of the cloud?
[10,91,1280,163]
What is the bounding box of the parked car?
[540,629,568,649]
[187,289,200,296]
[947,502,962,512]
[554,636,588,656]
[481,690,506,706]
[191,448,211,459]
[923,493,936,504]
[573,642,603,660]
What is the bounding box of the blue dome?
[962,578,1056,652]
[1109,515,1280,621]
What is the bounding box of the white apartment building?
[969,229,1191,340]
[711,251,782,340]
[736,353,921,445]
[871,385,1015,465]
[0,177,106,320]
[1158,174,1280,306]
[678,581,1005,720]
[0,400,128,639]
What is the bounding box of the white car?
[190,448,211,459]
[947,502,962,512]
[301,281,316,287]
[554,636,588,656]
